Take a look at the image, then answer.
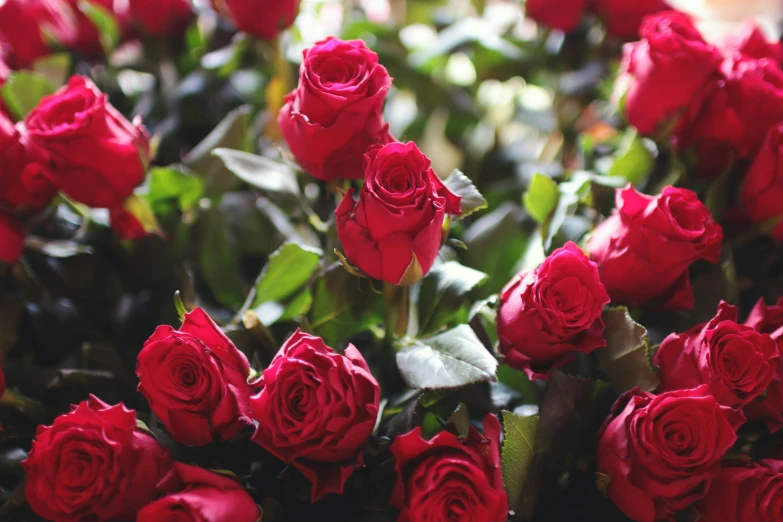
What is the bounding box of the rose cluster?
[617,10,783,238]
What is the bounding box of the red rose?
[0,55,9,117]
[618,11,721,135]
[655,301,779,407]
[721,22,783,63]
[390,414,508,522]
[23,395,171,522]
[130,0,193,37]
[741,123,783,239]
[497,242,609,380]
[746,298,783,337]
[25,75,150,209]
[336,141,461,285]
[0,0,78,68]
[598,386,744,522]
[0,113,56,213]
[137,462,260,522]
[137,308,253,446]
[110,206,148,240]
[587,185,723,310]
[65,0,131,59]
[0,212,24,264]
[525,0,589,32]
[210,0,298,41]
[696,461,783,522]
[594,0,670,40]
[279,37,393,181]
[742,298,783,432]
[250,329,380,502]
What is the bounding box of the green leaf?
[197,206,245,308]
[212,148,301,197]
[501,411,539,512]
[417,261,488,336]
[608,130,654,185]
[443,169,488,218]
[78,0,120,54]
[598,307,659,393]
[280,289,313,322]
[1,71,56,120]
[396,325,498,390]
[146,167,204,214]
[523,173,559,223]
[32,53,71,88]
[246,242,322,310]
[308,263,384,346]
[447,403,471,438]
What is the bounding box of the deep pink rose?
[587,185,723,310]
[210,0,298,41]
[598,386,744,522]
[65,0,131,59]
[137,462,261,522]
[594,0,670,40]
[0,0,78,68]
[741,123,783,239]
[497,242,609,380]
[696,461,783,522]
[23,395,171,522]
[25,76,150,209]
[250,330,380,502]
[525,0,589,32]
[279,37,393,181]
[0,212,24,264]
[130,0,194,37]
[0,113,56,213]
[721,22,783,64]
[742,298,783,432]
[336,141,462,285]
[390,414,508,522]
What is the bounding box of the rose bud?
[497,242,609,381]
[598,386,744,522]
[137,308,253,446]
[25,75,150,209]
[279,37,393,181]
[618,11,722,135]
[721,22,783,63]
[137,462,261,522]
[655,301,779,407]
[390,414,508,522]
[23,395,171,522]
[524,0,589,33]
[210,0,298,41]
[594,0,671,40]
[0,212,24,264]
[587,185,723,310]
[741,123,783,239]
[66,0,131,59]
[696,460,783,522]
[0,113,56,213]
[250,330,380,502]
[130,0,194,37]
[0,0,78,69]
[336,141,462,285]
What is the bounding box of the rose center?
[318,57,359,86]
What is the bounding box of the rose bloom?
[697,460,783,522]
[525,0,589,32]
[390,414,508,522]
[250,330,380,502]
[741,123,783,239]
[279,37,393,181]
[336,141,462,285]
[618,11,722,135]
[65,0,131,59]
[137,308,253,446]
[666,0,783,42]
[594,0,671,40]
[23,395,171,522]
[0,112,56,213]
[210,0,298,41]
[721,22,783,63]
[0,212,24,264]
[598,386,744,522]
[655,301,779,407]
[130,0,194,37]
[0,55,10,117]
[587,185,723,310]
[137,462,260,522]
[0,0,78,68]
[25,76,150,209]
[497,242,609,380]
[742,297,783,432]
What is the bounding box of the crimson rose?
[697,460,783,522]
[721,22,783,63]
[742,298,783,432]
[0,0,77,68]
[655,301,779,407]
[598,386,744,522]
[741,123,783,239]
[250,330,380,502]
[66,0,130,59]
[336,141,461,285]
[594,0,670,40]
[137,308,253,446]
[23,395,171,522]
[390,414,508,522]
[0,113,55,213]
[137,462,260,522]
[25,76,150,209]
[587,185,723,310]
[497,242,609,380]
[210,0,298,40]
[0,212,24,264]
[279,37,393,181]
[618,11,722,135]
[525,0,589,32]
[130,0,193,37]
